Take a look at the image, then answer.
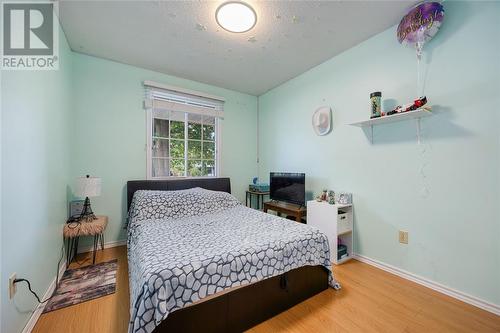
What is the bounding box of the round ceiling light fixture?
[216,1,257,33]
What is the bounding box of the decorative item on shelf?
[386,96,428,115]
[336,192,352,205]
[328,190,335,205]
[414,96,427,108]
[74,175,102,222]
[249,183,269,193]
[337,244,348,260]
[370,92,382,118]
[320,189,328,201]
[312,106,332,136]
[69,200,84,219]
[249,177,270,193]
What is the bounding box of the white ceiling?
[60,1,415,96]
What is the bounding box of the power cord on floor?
[13,242,66,304]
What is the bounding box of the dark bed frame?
[127,178,329,333]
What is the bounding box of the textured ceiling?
[60,1,415,96]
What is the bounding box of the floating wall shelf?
[349,108,432,127]
[348,107,432,144]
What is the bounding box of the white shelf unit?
[307,201,353,265]
[348,107,432,144]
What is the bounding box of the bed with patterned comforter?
[127,188,336,333]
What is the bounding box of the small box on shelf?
[337,232,353,264]
[337,244,348,260]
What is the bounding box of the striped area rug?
[43,259,118,313]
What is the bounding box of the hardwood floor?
[33,246,500,333]
[32,246,129,333]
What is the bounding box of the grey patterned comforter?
[127,188,336,333]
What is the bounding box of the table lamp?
[75,175,102,222]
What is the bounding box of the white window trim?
[143,80,225,103]
[145,108,222,180]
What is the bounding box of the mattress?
[127,188,336,333]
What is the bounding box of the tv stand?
[263,201,306,223]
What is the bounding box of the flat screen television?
[270,172,305,206]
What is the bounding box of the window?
[144,82,224,179]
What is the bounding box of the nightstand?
[64,215,108,266]
[307,201,353,264]
[245,190,269,210]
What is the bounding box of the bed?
[127,178,338,333]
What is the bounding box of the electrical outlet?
[399,231,409,244]
[9,273,17,299]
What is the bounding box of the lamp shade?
[75,175,102,198]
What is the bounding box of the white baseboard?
[77,239,126,254]
[353,253,500,316]
[22,257,67,333]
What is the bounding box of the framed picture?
[69,200,85,219]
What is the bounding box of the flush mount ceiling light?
[216,1,257,33]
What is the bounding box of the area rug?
[43,259,118,313]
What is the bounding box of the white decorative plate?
[312,106,332,136]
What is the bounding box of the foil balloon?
[397,2,444,60]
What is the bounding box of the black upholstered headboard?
[126,178,231,210]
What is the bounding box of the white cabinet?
[307,201,353,265]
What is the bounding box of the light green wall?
[1,18,257,333]
[1,26,73,333]
[2,3,499,332]
[258,2,500,305]
[72,53,258,243]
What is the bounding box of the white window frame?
[145,84,223,180]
